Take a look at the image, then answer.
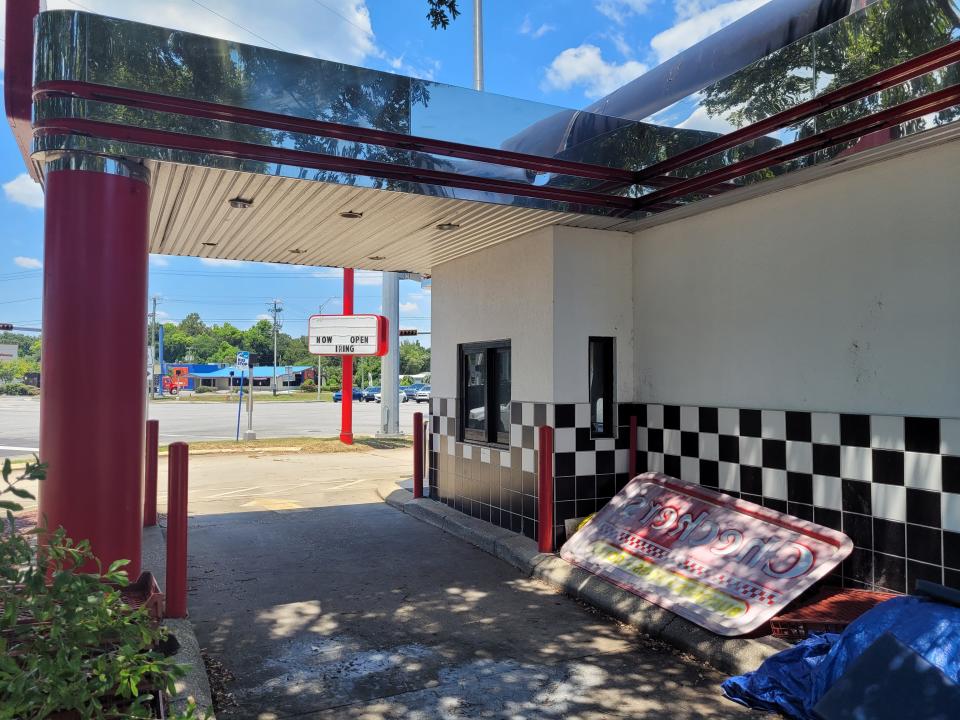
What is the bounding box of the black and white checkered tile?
[428,397,553,541]
[636,404,960,593]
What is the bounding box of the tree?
[400,341,431,375]
[426,0,460,29]
[177,312,207,336]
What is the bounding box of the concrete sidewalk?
[173,451,764,718]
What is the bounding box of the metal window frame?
[458,339,511,447]
[588,336,616,439]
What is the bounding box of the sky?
[0,0,771,343]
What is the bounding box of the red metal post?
[144,420,159,527]
[412,411,424,498]
[38,158,150,576]
[165,442,189,619]
[629,416,638,478]
[537,426,554,553]
[340,267,354,445]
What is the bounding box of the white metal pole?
[473,0,484,91]
[380,271,400,436]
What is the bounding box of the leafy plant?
[299,379,317,393]
[0,381,39,396]
[0,459,206,719]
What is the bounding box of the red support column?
[537,426,554,553]
[39,155,150,576]
[340,268,354,445]
[412,411,424,498]
[144,420,159,527]
[165,442,189,619]
[629,415,638,478]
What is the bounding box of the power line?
[188,0,287,52]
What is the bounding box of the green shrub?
[299,379,317,393]
[194,385,215,394]
[0,382,39,396]
[0,458,206,719]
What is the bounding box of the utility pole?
[267,298,283,395]
[473,0,484,91]
[149,296,159,399]
[316,297,336,400]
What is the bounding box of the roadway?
[0,396,423,453]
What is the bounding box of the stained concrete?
[171,450,765,718]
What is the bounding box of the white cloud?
[519,15,555,39]
[13,256,42,270]
[651,0,771,64]
[399,301,418,313]
[199,258,246,267]
[156,310,171,320]
[385,54,441,81]
[44,0,378,66]
[255,313,273,321]
[3,174,44,209]
[149,254,170,267]
[596,0,653,24]
[543,44,647,99]
[677,104,737,133]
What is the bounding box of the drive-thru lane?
[159,448,761,719]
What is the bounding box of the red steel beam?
[34,80,636,185]
[537,425,554,553]
[634,39,960,184]
[413,411,424,499]
[33,116,636,212]
[635,83,960,212]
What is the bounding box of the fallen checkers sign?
[308,314,388,357]
[560,473,853,636]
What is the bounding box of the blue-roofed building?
[190,365,314,391]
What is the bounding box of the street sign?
[236,351,250,370]
[560,473,853,636]
[307,314,388,357]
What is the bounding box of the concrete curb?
[142,526,217,719]
[378,486,790,677]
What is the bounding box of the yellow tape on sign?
[593,541,747,618]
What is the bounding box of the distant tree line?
[156,312,429,389]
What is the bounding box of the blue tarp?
[722,596,960,718]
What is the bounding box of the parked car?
[375,389,408,403]
[402,383,423,400]
[361,386,380,402]
[414,385,431,403]
[333,387,363,402]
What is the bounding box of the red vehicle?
[161,366,190,395]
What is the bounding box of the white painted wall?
[552,226,634,403]
[431,227,555,401]
[633,139,960,417]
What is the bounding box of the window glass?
[459,340,511,445]
[589,337,615,438]
[494,347,511,441]
[464,350,486,435]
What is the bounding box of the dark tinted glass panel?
[589,337,615,438]
[464,350,486,438]
[494,348,511,441]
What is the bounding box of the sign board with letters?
[560,473,853,636]
[0,344,18,361]
[308,314,388,357]
[235,351,250,370]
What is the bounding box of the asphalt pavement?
[0,396,423,453]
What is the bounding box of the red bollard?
[412,411,424,498]
[144,420,159,527]
[165,442,189,619]
[537,426,554,553]
[629,415,638,478]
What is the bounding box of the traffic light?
[398,328,418,336]
[0,323,13,331]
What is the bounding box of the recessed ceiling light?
[340,210,363,219]
[228,197,253,209]
[436,222,460,231]
[289,248,306,254]
[201,242,218,247]
[368,255,386,261]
